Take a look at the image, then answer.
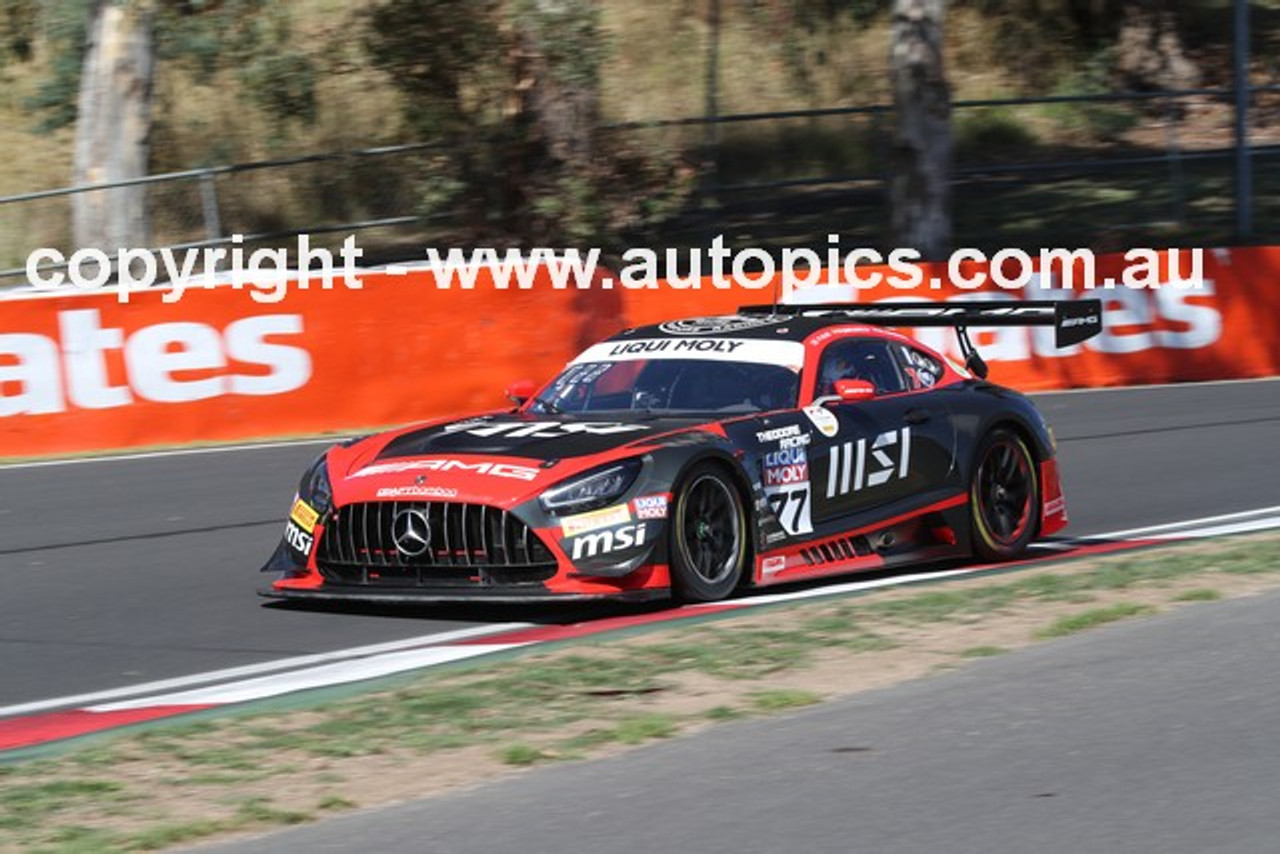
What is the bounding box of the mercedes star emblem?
[391,508,432,557]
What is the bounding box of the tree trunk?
[519,0,598,171]
[72,1,153,254]
[889,0,950,259]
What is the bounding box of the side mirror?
[835,379,876,402]
[505,379,536,405]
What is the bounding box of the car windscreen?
[529,359,800,415]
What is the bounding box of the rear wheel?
[970,429,1040,561]
[669,463,748,602]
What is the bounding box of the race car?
[261,299,1103,604]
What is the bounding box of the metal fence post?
[1234,0,1252,241]
[1165,95,1186,227]
[199,169,223,243]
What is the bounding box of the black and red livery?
[261,300,1103,603]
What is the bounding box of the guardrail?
[3,86,1278,288]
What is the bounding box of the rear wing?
[739,299,1104,349]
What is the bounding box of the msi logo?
[826,427,912,498]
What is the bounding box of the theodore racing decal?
[632,494,669,520]
[283,521,314,555]
[802,404,840,438]
[353,459,541,481]
[375,486,460,499]
[569,522,648,561]
[755,424,811,448]
[826,427,912,498]
[290,497,319,533]
[762,446,813,536]
[560,504,633,537]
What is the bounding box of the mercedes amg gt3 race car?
[261,299,1103,604]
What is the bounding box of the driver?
[818,350,861,398]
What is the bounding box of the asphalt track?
[1,379,1277,709]
[195,583,1280,854]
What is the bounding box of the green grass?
[1035,603,1155,639]
[1172,588,1223,602]
[959,645,1008,658]
[0,533,1275,853]
[750,689,822,712]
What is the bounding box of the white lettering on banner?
[0,309,311,417]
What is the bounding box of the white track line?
[1145,517,1280,540]
[89,644,527,711]
[5,506,1279,722]
[0,623,530,719]
[1085,506,1280,541]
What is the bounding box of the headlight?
[540,459,641,515]
[298,452,334,513]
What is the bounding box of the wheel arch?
[669,449,758,590]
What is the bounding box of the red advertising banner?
[2,247,1278,457]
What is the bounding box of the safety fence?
[5,84,1280,290]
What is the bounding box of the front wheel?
[669,463,749,602]
[970,429,1040,561]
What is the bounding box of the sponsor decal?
[762,555,787,575]
[560,503,632,537]
[657,316,783,335]
[756,424,802,443]
[376,485,459,499]
[1044,496,1067,516]
[764,530,788,544]
[762,446,813,536]
[443,421,650,439]
[756,425,811,449]
[569,522,648,561]
[826,427,912,498]
[391,508,432,557]
[763,447,809,487]
[354,458,540,481]
[802,404,840,438]
[572,338,805,369]
[606,339,747,357]
[289,497,319,533]
[633,494,669,520]
[283,520,313,554]
[1060,314,1099,329]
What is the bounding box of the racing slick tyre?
[969,428,1041,561]
[669,462,749,602]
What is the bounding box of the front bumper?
[258,585,670,604]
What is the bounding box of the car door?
[807,337,957,526]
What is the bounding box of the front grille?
[317,502,557,588]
